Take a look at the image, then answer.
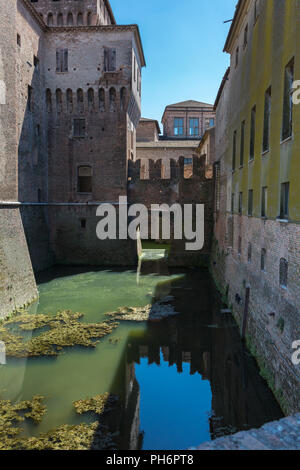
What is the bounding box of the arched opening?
[109,87,116,112]
[88,88,95,111]
[56,89,63,113]
[77,13,83,26]
[57,13,63,26]
[66,89,73,113]
[87,12,92,26]
[77,89,84,112]
[47,13,54,26]
[120,87,126,111]
[99,88,105,112]
[46,89,52,113]
[67,12,74,26]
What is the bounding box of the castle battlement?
[30,0,116,27]
[128,156,207,183]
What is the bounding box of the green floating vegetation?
[106,300,178,322]
[0,393,118,450]
[0,310,119,358]
[0,395,46,450]
[73,393,118,416]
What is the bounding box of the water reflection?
[108,267,283,450]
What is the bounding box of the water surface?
[0,263,283,450]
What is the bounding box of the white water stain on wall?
[0,47,6,184]
[0,80,6,105]
[0,47,5,104]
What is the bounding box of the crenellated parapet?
[30,0,116,27]
[128,156,207,183]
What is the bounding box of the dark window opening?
[282,58,294,141]
[261,186,267,217]
[232,130,237,170]
[239,192,243,215]
[261,248,266,272]
[263,87,272,152]
[249,105,256,160]
[240,120,245,166]
[248,189,253,216]
[78,166,92,193]
[280,182,290,219]
[279,258,288,288]
[81,219,87,229]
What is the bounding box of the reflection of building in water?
[125,277,283,440]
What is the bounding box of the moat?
[0,259,283,450]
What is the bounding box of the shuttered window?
[104,48,116,72]
[56,49,68,73]
[73,118,86,137]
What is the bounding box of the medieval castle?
[0,0,299,415]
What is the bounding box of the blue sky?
[109,0,237,127]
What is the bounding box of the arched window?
[87,12,92,26]
[46,89,52,113]
[109,87,116,112]
[280,258,288,288]
[120,87,126,111]
[66,89,73,113]
[77,89,84,112]
[57,13,63,27]
[99,88,105,112]
[88,88,94,111]
[47,13,53,26]
[77,13,83,26]
[56,89,63,113]
[67,13,74,26]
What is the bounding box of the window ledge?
[248,158,254,164]
[56,71,69,74]
[261,149,269,157]
[280,136,292,145]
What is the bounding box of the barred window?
[73,118,86,137]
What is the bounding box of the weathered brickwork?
[211,0,300,414]
[128,156,214,266]
[0,0,145,317]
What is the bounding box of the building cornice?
[20,0,47,30]
[223,0,252,53]
[47,24,146,67]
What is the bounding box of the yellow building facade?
[211,0,300,414]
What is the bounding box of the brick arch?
[67,12,74,26]
[77,12,83,26]
[47,13,53,26]
[57,13,63,27]
[109,87,116,112]
[99,88,105,112]
[66,89,73,113]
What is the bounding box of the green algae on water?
[0,310,119,358]
[73,393,118,416]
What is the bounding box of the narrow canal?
[0,254,283,450]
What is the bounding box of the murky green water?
[0,260,283,450]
